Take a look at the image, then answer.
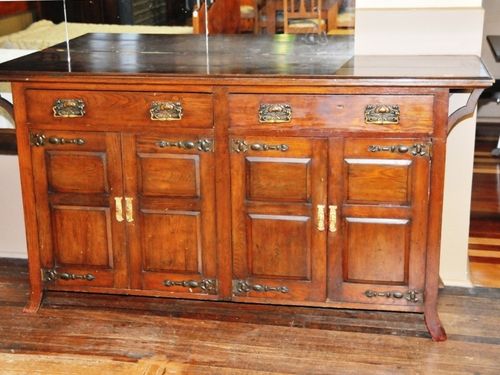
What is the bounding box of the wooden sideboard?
[0,34,492,341]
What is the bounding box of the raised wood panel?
[344,218,410,285]
[345,159,412,205]
[138,153,200,198]
[142,211,201,274]
[229,94,434,133]
[52,206,113,268]
[246,157,311,203]
[248,214,311,280]
[24,89,213,129]
[46,151,108,194]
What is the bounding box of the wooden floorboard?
[469,122,500,287]
[0,258,500,374]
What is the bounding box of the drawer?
[228,94,434,133]
[24,89,213,128]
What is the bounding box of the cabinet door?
[30,130,127,289]
[231,136,328,302]
[123,133,218,298]
[329,138,431,308]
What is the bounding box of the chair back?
[284,0,324,34]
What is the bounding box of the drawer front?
[229,94,434,133]
[24,89,213,128]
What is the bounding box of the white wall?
[0,156,26,258]
[355,1,485,286]
[0,49,35,259]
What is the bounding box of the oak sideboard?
[0,34,492,341]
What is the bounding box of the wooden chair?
[283,0,325,34]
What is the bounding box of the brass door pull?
[329,205,337,233]
[317,204,326,231]
[125,197,134,223]
[114,197,124,222]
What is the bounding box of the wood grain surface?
[1,258,499,374]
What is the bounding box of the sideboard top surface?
[0,33,493,88]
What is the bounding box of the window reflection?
[0,1,354,49]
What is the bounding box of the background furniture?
[485,35,500,156]
[239,0,259,33]
[283,0,325,34]
[0,34,491,341]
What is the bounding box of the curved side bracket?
[0,94,16,155]
[0,93,14,121]
[447,89,484,134]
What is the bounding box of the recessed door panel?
[248,214,311,280]
[344,217,409,284]
[142,210,201,274]
[46,152,109,194]
[345,159,411,204]
[52,206,113,268]
[138,154,200,198]
[246,157,311,203]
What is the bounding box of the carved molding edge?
[447,89,484,134]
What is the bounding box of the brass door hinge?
[233,280,289,295]
[163,278,217,294]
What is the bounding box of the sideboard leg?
[23,288,43,313]
[424,303,447,341]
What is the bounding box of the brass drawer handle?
[53,99,85,118]
[364,104,400,125]
[150,101,183,121]
[259,103,292,123]
[317,204,326,232]
[328,205,337,233]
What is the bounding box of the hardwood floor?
[469,122,500,287]
[0,258,500,374]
